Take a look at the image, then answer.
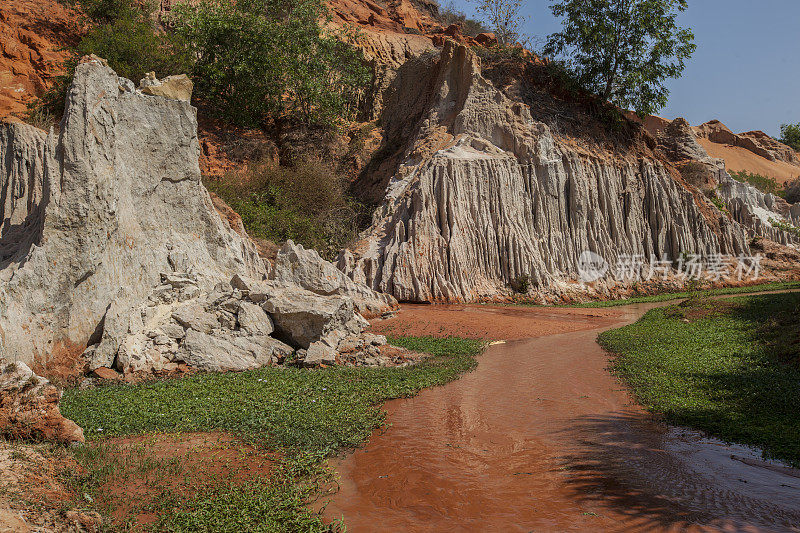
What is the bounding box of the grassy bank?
[569,281,800,308]
[60,336,484,531]
[599,293,800,466]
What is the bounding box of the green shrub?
[61,0,141,23]
[509,274,530,294]
[37,1,191,119]
[42,0,369,132]
[780,123,800,152]
[173,0,370,128]
[729,170,786,198]
[75,16,192,82]
[205,159,367,259]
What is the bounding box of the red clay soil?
[0,439,99,532]
[0,0,80,119]
[369,304,622,341]
[93,431,277,529]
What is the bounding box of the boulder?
[272,240,397,318]
[182,330,290,372]
[139,72,193,102]
[91,367,122,381]
[161,323,187,340]
[0,362,84,444]
[171,303,219,334]
[474,32,498,47]
[237,301,274,336]
[116,333,168,374]
[262,288,366,349]
[303,341,337,367]
[657,117,712,163]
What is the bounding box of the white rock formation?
[272,240,397,317]
[654,115,799,245]
[0,58,395,374]
[338,42,752,302]
[0,58,266,371]
[718,174,800,245]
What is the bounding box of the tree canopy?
[780,123,800,152]
[545,0,696,117]
[173,0,370,128]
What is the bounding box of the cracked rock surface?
[339,42,798,302]
[0,58,397,376]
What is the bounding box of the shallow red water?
[325,303,800,532]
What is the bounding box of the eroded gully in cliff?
[324,299,800,532]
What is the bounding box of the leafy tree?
[545,0,696,117]
[35,0,191,120]
[780,123,800,151]
[74,16,192,82]
[473,0,525,45]
[173,0,370,128]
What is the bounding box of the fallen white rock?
[0,58,396,377]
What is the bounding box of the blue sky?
[445,0,799,136]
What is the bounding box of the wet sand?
[325,302,800,532]
[369,304,620,341]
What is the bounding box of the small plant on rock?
[769,218,800,239]
[510,274,531,294]
[729,170,785,198]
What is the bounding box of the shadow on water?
[557,411,800,532]
[629,293,800,467]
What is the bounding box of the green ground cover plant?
[204,159,367,260]
[566,281,800,308]
[599,293,800,466]
[505,281,799,309]
[60,336,484,530]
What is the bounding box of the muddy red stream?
[324,303,800,532]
